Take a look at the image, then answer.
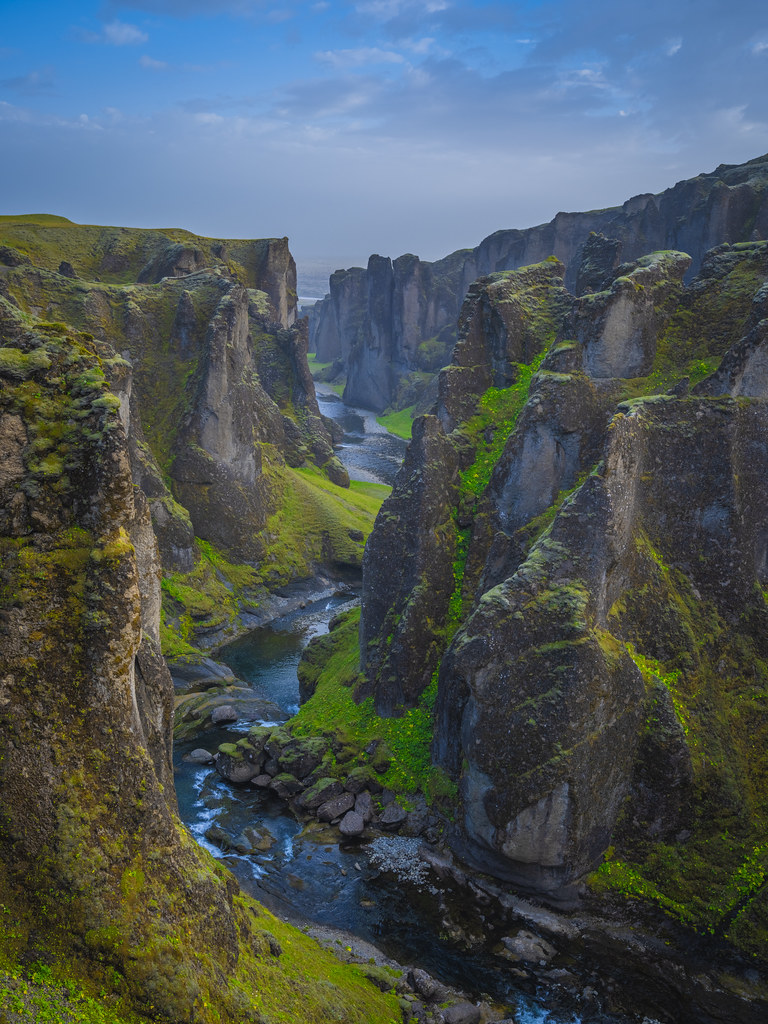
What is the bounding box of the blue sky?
[1,1,767,283]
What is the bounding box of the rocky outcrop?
[312,153,768,411]
[0,215,297,325]
[0,222,367,652]
[0,302,402,1023]
[359,239,768,966]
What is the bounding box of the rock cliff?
[0,292,399,1020]
[358,238,768,965]
[311,152,768,412]
[0,217,377,655]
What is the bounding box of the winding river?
[174,388,630,1024]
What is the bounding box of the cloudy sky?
[2,1,767,287]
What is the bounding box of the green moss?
[592,548,768,957]
[620,243,768,401]
[0,347,52,380]
[292,609,456,804]
[375,406,415,439]
[459,352,546,498]
[159,474,389,657]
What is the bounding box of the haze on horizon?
[2,0,768,289]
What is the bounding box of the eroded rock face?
[360,241,768,908]
[0,234,342,572]
[360,414,460,713]
[569,252,690,379]
[0,314,244,1019]
[311,153,768,411]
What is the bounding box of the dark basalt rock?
[360,238,768,933]
[360,413,460,713]
[311,152,768,411]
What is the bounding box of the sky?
[1,1,768,288]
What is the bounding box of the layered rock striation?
[311,153,768,411]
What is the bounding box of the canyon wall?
[359,238,768,958]
[311,153,768,412]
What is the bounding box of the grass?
[159,469,391,657]
[376,405,415,439]
[306,352,333,376]
[459,353,546,497]
[292,608,457,803]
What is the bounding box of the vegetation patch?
[292,608,457,804]
[375,405,415,439]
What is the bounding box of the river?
[173,389,633,1024]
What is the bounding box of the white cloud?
[753,41,768,55]
[315,47,406,68]
[355,0,448,19]
[666,38,682,56]
[103,21,149,46]
[140,55,168,70]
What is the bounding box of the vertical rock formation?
[0,220,356,648]
[0,300,400,1024]
[311,153,768,411]
[359,238,768,956]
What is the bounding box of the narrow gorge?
[1,153,768,1024]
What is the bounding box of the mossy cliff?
[0,218,379,655]
[0,307,400,1023]
[311,151,768,413]
[350,239,768,991]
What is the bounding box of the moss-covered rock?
[0,311,400,1023]
[357,240,768,970]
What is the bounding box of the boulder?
[317,792,355,822]
[183,748,215,764]
[379,802,407,829]
[211,704,238,725]
[269,773,303,799]
[297,777,344,812]
[354,791,375,823]
[339,811,365,837]
[500,930,556,964]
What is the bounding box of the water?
[217,593,354,716]
[315,383,407,486]
[172,396,630,1023]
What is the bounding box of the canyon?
[2,153,768,1023]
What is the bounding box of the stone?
[297,777,344,812]
[339,811,365,837]
[500,930,556,964]
[344,766,378,794]
[354,791,375,823]
[183,748,215,764]
[379,802,407,829]
[408,968,439,1000]
[317,792,356,822]
[211,705,238,725]
[440,1002,481,1024]
[269,773,303,799]
[215,749,260,785]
